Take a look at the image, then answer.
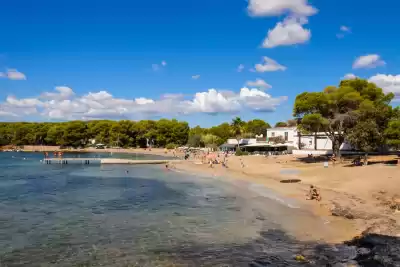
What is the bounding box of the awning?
[219,143,237,148]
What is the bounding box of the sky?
[0,0,399,127]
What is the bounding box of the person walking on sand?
[240,158,245,169]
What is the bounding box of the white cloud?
[192,75,200,80]
[0,69,27,80]
[337,25,351,39]
[248,0,317,17]
[353,54,386,69]
[41,86,75,100]
[246,78,272,89]
[255,57,286,72]
[342,73,357,80]
[369,74,400,99]
[161,61,167,66]
[262,16,311,48]
[237,64,245,72]
[0,86,287,119]
[340,25,351,32]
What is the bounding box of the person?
[53,151,57,158]
[209,160,213,168]
[330,153,337,165]
[307,185,321,201]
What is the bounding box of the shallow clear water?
[0,152,339,266]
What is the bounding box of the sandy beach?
[20,146,400,242]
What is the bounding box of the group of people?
[43,151,63,159]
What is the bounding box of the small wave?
[248,183,300,209]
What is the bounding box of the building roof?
[219,143,237,148]
[267,127,297,131]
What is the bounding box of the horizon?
[1,0,399,127]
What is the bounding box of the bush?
[165,143,176,150]
[235,149,249,156]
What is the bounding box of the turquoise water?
[0,152,341,266]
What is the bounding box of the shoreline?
[13,147,400,240]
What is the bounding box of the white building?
[266,127,353,153]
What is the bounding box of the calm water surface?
[0,152,340,266]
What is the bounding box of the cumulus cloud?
[262,16,311,48]
[192,75,200,80]
[369,74,400,100]
[248,0,317,17]
[342,73,358,80]
[0,86,287,119]
[353,54,386,69]
[237,64,245,72]
[246,78,272,89]
[40,86,75,100]
[0,69,27,80]
[255,57,286,72]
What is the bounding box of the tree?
[187,134,203,147]
[231,117,245,149]
[201,134,221,149]
[275,121,288,127]
[245,119,270,136]
[62,121,88,148]
[286,119,297,127]
[385,120,400,150]
[294,79,395,157]
[209,123,232,144]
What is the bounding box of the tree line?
[0,118,273,149]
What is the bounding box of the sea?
[0,152,360,267]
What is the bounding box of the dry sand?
[20,146,400,242]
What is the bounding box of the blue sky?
[0,0,399,127]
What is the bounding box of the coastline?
[16,146,400,241]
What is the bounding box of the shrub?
[235,149,249,156]
[165,143,176,150]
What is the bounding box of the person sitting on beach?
[306,185,321,201]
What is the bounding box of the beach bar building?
[266,127,353,155]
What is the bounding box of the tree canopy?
[294,78,396,155]
[0,118,272,149]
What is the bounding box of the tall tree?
[245,119,270,136]
[294,79,394,156]
[231,117,245,149]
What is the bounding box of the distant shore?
[10,146,400,242]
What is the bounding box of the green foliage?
[294,78,395,156]
[0,119,189,148]
[385,120,400,149]
[231,117,245,138]
[201,134,221,147]
[235,149,249,156]
[165,143,176,149]
[245,119,270,136]
[187,134,203,147]
[274,121,288,127]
